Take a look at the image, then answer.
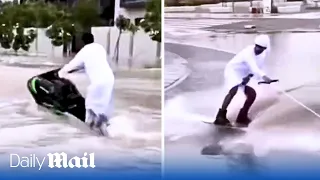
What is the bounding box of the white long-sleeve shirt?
[224,45,269,90]
[226,45,267,79]
[59,43,114,117]
[60,43,114,85]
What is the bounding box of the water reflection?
[201,127,262,174]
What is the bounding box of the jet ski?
[27,68,86,122]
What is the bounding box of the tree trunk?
[113,29,122,66]
[128,32,134,69]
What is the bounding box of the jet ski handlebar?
[258,80,279,85]
[242,74,278,85]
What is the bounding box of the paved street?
[164,51,190,92]
[164,14,320,174]
[164,1,320,14]
[164,18,246,91]
[165,12,320,34]
[165,18,247,31]
[165,18,248,37]
[205,18,320,33]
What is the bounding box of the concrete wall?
[92,26,160,69]
[91,7,161,69]
[0,5,161,69]
[0,28,63,59]
[120,7,146,20]
[5,26,161,69]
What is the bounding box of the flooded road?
[0,61,161,172]
[164,32,320,173]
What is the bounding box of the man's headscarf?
[255,34,271,52]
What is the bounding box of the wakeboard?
[201,118,248,132]
[214,124,248,132]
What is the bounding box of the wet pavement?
[164,1,307,14]
[165,15,320,35]
[164,52,190,92]
[164,11,320,19]
[164,29,320,173]
[205,18,320,33]
[0,61,161,172]
[165,43,233,97]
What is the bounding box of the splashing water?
[0,64,161,171]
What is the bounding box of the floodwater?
[164,32,320,173]
[0,58,161,172]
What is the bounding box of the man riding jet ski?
[27,32,114,135]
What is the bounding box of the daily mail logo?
[10,152,96,170]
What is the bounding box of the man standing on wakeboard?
[214,34,274,127]
[58,32,114,134]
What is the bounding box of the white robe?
[59,43,114,120]
[223,38,278,120]
[224,45,268,91]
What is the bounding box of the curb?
[164,67,191,92]
[164,11,320,20]
[164,53,191,92]
[0,61,62,68]
[115,68,161,72]
[165,6,197,12]
[210,28,320,34]
[114,68,162,79]
[165,2,305,14]
[0,61,161,79]
[164,12,282,19]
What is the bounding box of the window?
[134,18,144,26]
[100,0,115,27]
[120,0,147,8]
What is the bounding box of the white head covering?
[254,34,270,48]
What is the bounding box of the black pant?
[221,85,257,112]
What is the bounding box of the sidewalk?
[0,55,161,79]
[204,18,320,33]
[164,51,191,92]
[165,11,320,20]
[165,12,292,19]
[165,1,319,14]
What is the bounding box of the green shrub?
[140,0,161,42]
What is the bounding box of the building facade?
[119,0,147,27]
[120,0,147,8]
[41,0,147,26]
